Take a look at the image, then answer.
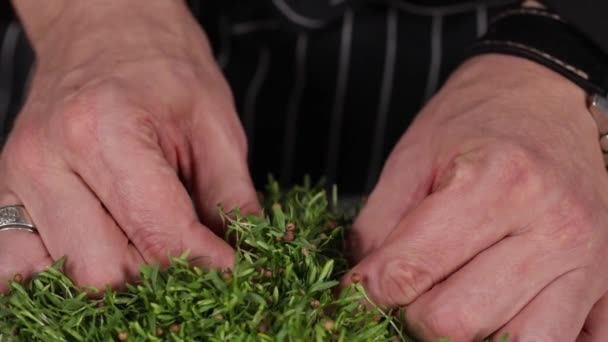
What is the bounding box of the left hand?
[347,54,608,341]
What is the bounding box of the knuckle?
[488,142,543,194]
[55,80,126,150]
[416,307,477,342]
[545,193,596,251]
[377,259,434,306]
[68,261,126,291]
[130,227,185,262]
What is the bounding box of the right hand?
[0,1,260,291]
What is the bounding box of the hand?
[0,1,260,291]
[347,54,608,341]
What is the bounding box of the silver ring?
[0,205,37,233]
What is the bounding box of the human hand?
[347,54,608,341]
[0,1,259,291]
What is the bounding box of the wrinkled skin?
[347,54,608,341]
[0,1,260,291]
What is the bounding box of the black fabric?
[545,0,608,55]
[467,8,608,95]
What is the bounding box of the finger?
[350,137,434,261]
[494,269,597,342]
[190,110,262,232]
[0,192,51,292]
[405,235,595,342]
[345,149,541,307]
[15,168,144,289]
[0,230,51,293]
[578,293,608,342]
[63,110,235,269]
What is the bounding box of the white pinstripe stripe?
[476,4,488,36]
[0,23,20,127]
[272,0,326,28]
[281,33,309,184]
[243,47,271,155]
[424,13,443,101]
[325,10,354,184]
[366,7,398,191]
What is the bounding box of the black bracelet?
[466,7,608,96]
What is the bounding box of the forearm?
[11,1,199,52]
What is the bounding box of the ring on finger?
[0,205,37,233]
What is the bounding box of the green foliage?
[0,180,408,341]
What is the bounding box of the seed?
[318,310,325,318]
[222,270,232,281]
[275,235,283,241]
[373,313,382,322]
[170,323,180,333]
[118,331,128,341]
[258,321,269,333]
[286,223,296,231]
[215,313,224,320]
[311,244,317,250]
[319,233,328,239]
[156,327,164,336]
[310,300,321,309]
[323,319,335,331]
[283,231,295,242]
[350,272,362,284]
[264,269,273,278]
[12,273,22,283]
[302,247,309,257]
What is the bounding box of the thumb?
[190,115,261,234]
[350,137,434,262]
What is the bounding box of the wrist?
[13,0,208,69]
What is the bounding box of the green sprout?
[0,179,508,341]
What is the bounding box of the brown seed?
[318,310,325,318]
[258,321,269,333]
[319,233,328,239]
[12,273,22,283]
[215,313,224,321]
[222,270,232,281]
[156,327,164,336]
[302,247,310,257]
[275,235,283,241]
[350,272,362,284]
[286,223,296,231]
[264,269,273,278]
[283,231,295,242]
[311,244,317,250]
[310,299,321,309]
[323,319,336,331]
[118,331,128,341]
[170,323,180,333]
[373,313,382,322]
